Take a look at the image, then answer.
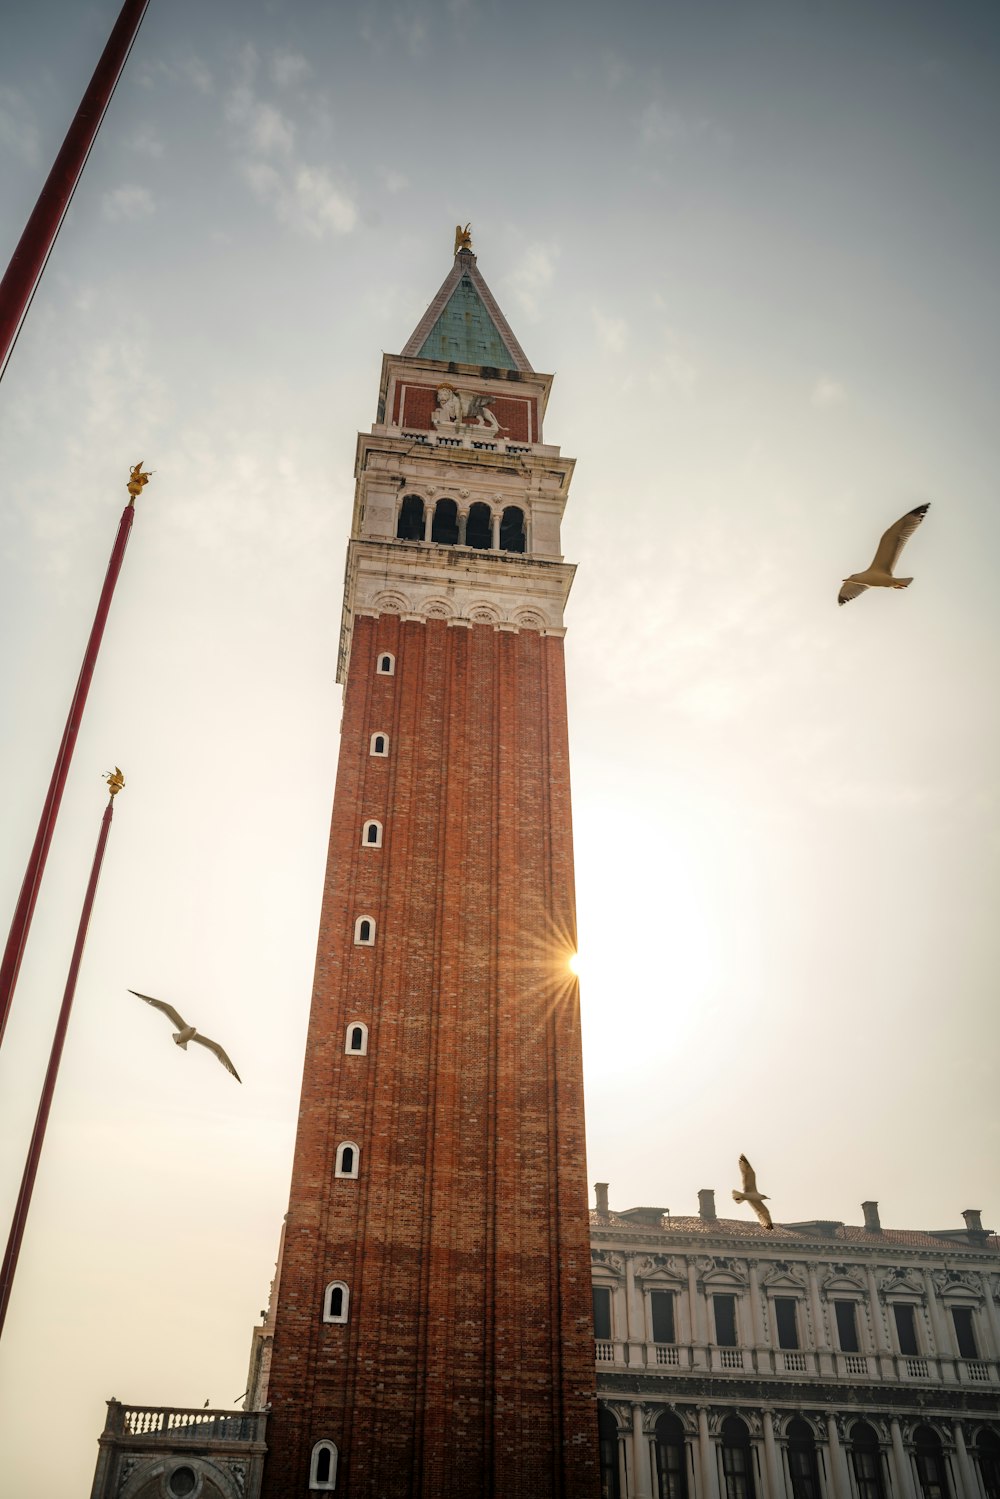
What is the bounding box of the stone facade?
[590,1187,1000,1499]
[89,1405,268,1499]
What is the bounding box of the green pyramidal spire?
[402,243,532,372]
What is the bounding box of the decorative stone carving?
[633,1253,686,1282]
[371,590,411,614]
[468,603,501,623]
[422,598,454,619]
[226,1460,248,1496]
[763,1261,806,1288]
[877,1268,925,1298]
[116,1458,139,1495]
[431,386,502,435]
[592,1249,626,1276]
[932,1269,983,1300]
[512,607,548,630]
[820,1263,866,1296]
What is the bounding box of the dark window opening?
[365,822,379,844]
[593,1286,612,1341]
[976,1431,1000,1499]
[466,501,492,549]
[373,735,386,754]
[835,1300,860,1353]
[315,1448,332,1484]
[431,497,459,545]
[721,1417,755,1499]
[378,655,393,674]
[774,1297,800,1350]
[350,1026,364,1051]
[952,1307,978,1359]
[397,494,424,540]
[358,920,371,943]
[328,1286,343,1318]
[651,1290,676,1344]
[339,1146,354,1175]
[714,1294,738,1347]
[598,1406,621,1499]
[499,505,526,553]
[654,1411,688,1499]
[851,1423,886,1499]
[893,1303,919,1355]
[787,1420,820,1499]
[914,1426,949,1499]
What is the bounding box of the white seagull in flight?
[732,1154,774,1230]
[129,990,241,1082]
[838,503,930,607]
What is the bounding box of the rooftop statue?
[454,222,473,255]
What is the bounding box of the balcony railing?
[102,1403,267,1445]
[590,1344,999,1387]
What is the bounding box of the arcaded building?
[590,1186,1000,1499]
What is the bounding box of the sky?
[1,0,999,1491]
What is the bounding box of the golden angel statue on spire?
[454,223,472,255]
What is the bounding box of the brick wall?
[261,613,598,1498]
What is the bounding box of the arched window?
[323,1281,349,1323]
[654,1410,688,1499]
[499,505,526,553]
[914,1426,950,1499]
[310,1440,338,1490]
[370,732,388,757]
[720,1416,755,1499]
[396,494,424,540]
[431,497,459,545]
[466,501,492,550]
[598,1405,622,1499]
[376,652,395,676]
[345,1022,368,1055]
[850,1422,886,1499]
[786,1419,821,1499]
[975,1430,1000,1499]
[335,1141,359,1179]
[362,819,383,848]
[354,916,375,946]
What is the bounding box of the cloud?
[102,185,155,221]
[592,308,628,355]
[225,58,358,240]
[503,243,558,322]
[638,100,726,152]
[130,125,165,158]
[811,376,847,409]
[243,161,357,238]
[379,167,409,194]
[649,328,697,392]
[0,86,39,165]
[273,51,310,88]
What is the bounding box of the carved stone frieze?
[931,1269,983,1300]
[763,1261,807,1288]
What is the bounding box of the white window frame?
[362,819,383,848]
[309,1439,338,1490]
[376,652,395,676]
[335,1141,360,1179]
[345,1021,369,1056]
[370,732,389,757]
[323,1281,350,1324]
[354,915,375,946]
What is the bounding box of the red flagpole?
[0,0,152,382]
[0,469,148,1048]
[0,779,121,1340]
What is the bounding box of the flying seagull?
[732,1154,773,1230]
[838,503,929,606]
[129,990,241,1081]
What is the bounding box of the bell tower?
[259,240,598,1498]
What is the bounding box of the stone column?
[491,511,501,549]
[626,1255,645,1366]
[981,1276,1000,1359]
[633,1403,653,1499]
[423,502,434,542]
[748,1262,767,1348]
[952,1422,981,1499]
[689,1261,706,1365]
[762,1411,787,1499]
[866,1266,892,1373]
[924,1272,957,1382]
[889,1419,917,1499]
[808,1265,830,1349]
[457,509,468,545]
[698,1408,721,1499]
[824,1413,852,1499]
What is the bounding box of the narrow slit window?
[345,1022,368,1055]
[310,1440,338,1490]
[335,1141,359,1179]
[370,733,388,756]
[323,1282,349,1324]
[354,916,375,946]
[376,653,395,676]
[362,820,382,847]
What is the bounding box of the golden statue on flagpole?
[104,767,125,798]
[126,462,152,502]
